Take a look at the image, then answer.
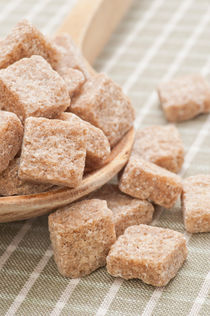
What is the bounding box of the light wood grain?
[56,0,133,64]
[0,0,134,222]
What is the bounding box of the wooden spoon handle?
[56,0,133,64]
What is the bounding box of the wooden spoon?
[0,0,134,223]
[57,0,133,64]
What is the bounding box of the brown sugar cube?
[59,68,85,98]
[0,158,54,196]
[182,175,210,233]
[19,117,86,187]
[106,224,188,287]
[119,156,182,208]
[158,75,210,122]
[54,33,90,79]
[49,199,116,278]
[133,125,184,173]
[88,184,154,237]
[0,19,60,69]
[0,111,23,174]
[70,73,135,147]
[0,55,70,122]
[59,112,110,169]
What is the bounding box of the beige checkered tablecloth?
[0,0,210,315]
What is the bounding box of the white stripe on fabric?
[5,246,53,316]
[25,0,52,21]
[102,0,164,74]
[43,0,77,35]
[0,220,33,270]
[188,272,210,316]
[50,279,82,316]
[95,279,124,316]
[0,0,23,25]
[122,0,194,94]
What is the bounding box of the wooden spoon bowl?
[0,0,134,223]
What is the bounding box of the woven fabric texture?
[0,0,209,315]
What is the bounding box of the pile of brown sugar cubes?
[0,19,209,287]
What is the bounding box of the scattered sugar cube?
[0,19,60,69]
[0,158,53,196]
[88,184,154,237]
[133,125,184,173]
[59,68,85,97]
[70,73,135,147]
[119,156,182,208]
[19,117,86,187]
[54,33,90,79]
[106,224,188,286]
[0,111,23,174]
[182,175,210,233]
[0,55,70,122]
[59,112,110,169]
[49,199,116,278]
[158,75,210,122]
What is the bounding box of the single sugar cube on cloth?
[19,117,86,187]
[87,183,154,237]
[0,55,70,122]
[70,73,135,147]
[132,125,184,173]
[0,19,60,69]
[59,68,85,98]
[119,156,182,208]
[182,175,210,233]
[58,112,110,169]
[0,111,23,174]
[48,199,116,278]
[158,75,210,122]
[54,33,90,79]
[106,224,188,287]
[0,158,54,196]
